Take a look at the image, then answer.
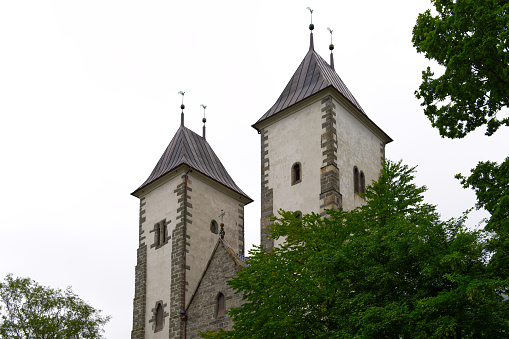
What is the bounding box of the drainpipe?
[181,168,191,338]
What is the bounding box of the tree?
[0,274,110,339]
[413,0,509,284]
[412,0,509,139]
[202,160,509,338]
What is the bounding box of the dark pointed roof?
[132,125,252,202]
[253,44,366,127]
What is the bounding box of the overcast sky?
[1,1,508,338]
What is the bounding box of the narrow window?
[155,303,163,330]
[291,162,302,185]
[354,166,360,193]
[217,293,225,318]
[210,220,218,234]
[360,171,365,194]
[156,222,161,246]
[162,222,167,243]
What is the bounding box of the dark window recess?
[155,304,163,331]
[354,166,360,193]
[217,293,225,318]
[360,171,366,194]
[210,220,218,234]
[151,219,169,249]
[291,162,302,185]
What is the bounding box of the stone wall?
[131,197,147,339]
[185,241,245,338]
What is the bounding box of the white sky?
[1,1,507,338]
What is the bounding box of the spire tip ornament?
[306,7,314,30]
[178,91,185,126]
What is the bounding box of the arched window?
[354,166,360,193]
[210,220,218,234]
[155,303,163,331]
[216,292,225,318]
[360,171,365,194]
[291,162,302,185]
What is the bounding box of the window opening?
[360,171,365,194]
[210,220,218,234]
[217,293,225,318]
[291,162,302,185]
[354,167,360,193]
[155,303,163,330]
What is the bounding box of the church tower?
[252,24,392,251]
[130,107,252,339]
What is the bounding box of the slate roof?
[132,125,252,202]
[253,34,366,127]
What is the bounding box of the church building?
[131,23,392,339]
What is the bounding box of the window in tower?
[151,219,169,249]
[291,162,302,185]
[360,171,366,194]
[216,292,225,318]
[150,300,167,332]
[354,166,360,193]
[155,303,163,330]
[210,220,218,234]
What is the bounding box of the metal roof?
[132,125,252,202]
[254,39,366,127]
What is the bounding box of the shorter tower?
[131,110,252,339]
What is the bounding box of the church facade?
[131,28,391,339]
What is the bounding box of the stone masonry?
[259,129,274,251]
[185,241,245,338]
[319,96,342,214]
[169,175,193,338]
[131,197,147,339]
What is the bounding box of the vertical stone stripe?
[260,128,274,251]
[320,96,342,214]
[170,175,192,338]
[238,204,245,256]
[380,142,385,166]
[131,197,147,339]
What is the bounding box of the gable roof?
[132,125,252,202]
[253,37,366,128]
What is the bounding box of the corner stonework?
[131,197,147,339]
[320,96,342,214]
[260,129,274,252]
[169,175,193,338]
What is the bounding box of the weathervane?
[327,27,335,70]
[201,104,207,139]
[219,210,225,239]
[178,91,185,126]
[306,7,314,30]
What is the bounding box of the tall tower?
[131,109,252,339]
[252,26,392,251]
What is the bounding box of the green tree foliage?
[412,0,509,138]
[0,274,110,339]
[456,157,509,276]
[202,161,509,338]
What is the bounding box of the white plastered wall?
[264,99,323,248]
[334,96,385,211]
[142,172,181,339]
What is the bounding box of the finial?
[201,104,207,139]
[219,210,225,239]
[178,91,185,126]
[327,27,335,70]
[306,7,314,50]
[306,7,314,30]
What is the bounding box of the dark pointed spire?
[178,91,185,126]
[200,104,207,139]
[307,7,314,50]
[327,27,335,70]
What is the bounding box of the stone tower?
[130,115,252,339]
[252,30,392,251]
